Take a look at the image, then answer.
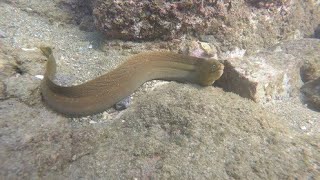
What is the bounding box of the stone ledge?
[215,39,320,103]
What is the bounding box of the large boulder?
[1,83,319,179]
[215,39,320,103]
[87,83,319,179]
[93,0,320,53]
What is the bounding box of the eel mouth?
[218,63,224,71]
[215,63,224,80]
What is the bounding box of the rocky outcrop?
[300,55,320,83]
[215,39,320,104]
[299,46,320,111]
[301,77,320,111]
[0,45,46,105]
[0,45,18,99]
[93,0,320,53]
[5,0,320,53]
[1,83,319,179]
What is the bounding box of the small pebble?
[102,112,111,120]
[89,120,97,124]
[35,75,44,80]
[24,7,33,13]
[115,96,131,110]
[21,47,37,51]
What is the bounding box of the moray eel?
[40,47,224,117]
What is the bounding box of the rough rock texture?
[93,0,320,53]
[5,0,320,53]
[301,77,320,111]
[300,55,320,83]
[90,84,319,179]
[0,99,72,178]
[0,45,45,105]
[0,45,17,79]
[4,74,42,105]
[215,39,320,103]
[0,45,17,99]
[1,83,320,179]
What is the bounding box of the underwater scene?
[0,0,319,179]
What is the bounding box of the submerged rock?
[2,82,319,179]
[301,77,320,111]
[90,83,319,179]
[300,57,320,83]
[93,0,320,53]
[0,46,46,105]
[216,38,320,103]
[115,96,131,110]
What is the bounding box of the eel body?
[40,47,224,117]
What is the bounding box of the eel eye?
[211,64,216,71]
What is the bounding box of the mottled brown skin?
[40,47,224,117]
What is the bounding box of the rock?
[215,39,320,103]
[4,75,42,106]
[300,57,320,83]
[90,83,320,179]
[1,77,320,179]
[274,38,320,82]
[15,49,47,76]
[0,45,19,99]
[300,77,320,111]
[269,38,320,83]
[216,52,302,103]
[0,45,47,105]
[0,99,73,179]
[93,0,320,53]
[115,96,131,110]
[0,45,18,79]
